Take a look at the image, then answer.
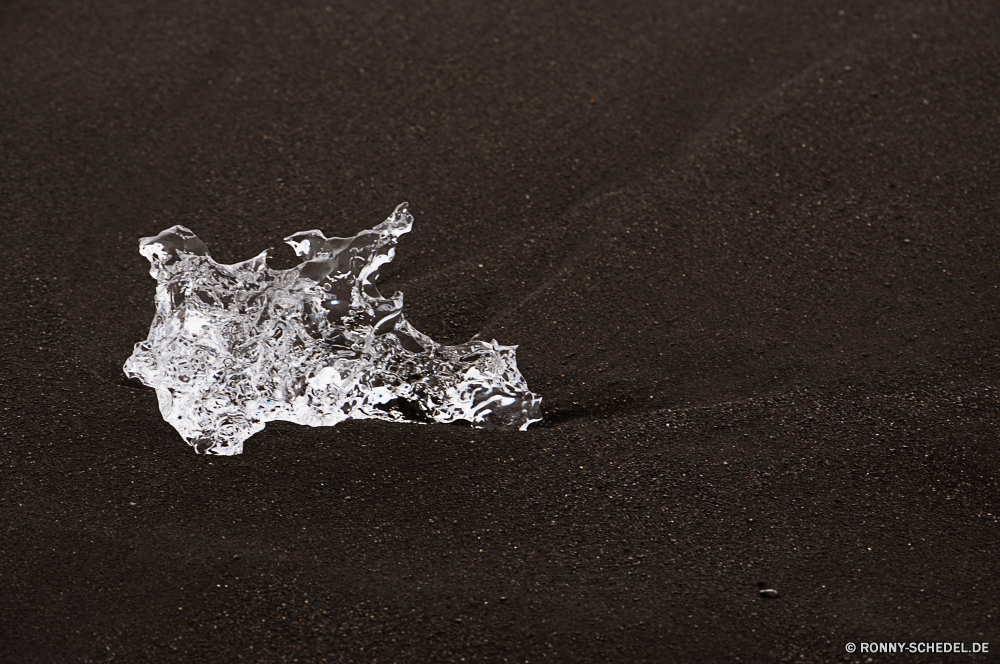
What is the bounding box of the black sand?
[2,1,999,661]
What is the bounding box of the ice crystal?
[124,203,542,455]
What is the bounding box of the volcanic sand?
[1,1,998,661]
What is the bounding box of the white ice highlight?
[123,203,542,455]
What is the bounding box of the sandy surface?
[1,0,998,661]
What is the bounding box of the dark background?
[2,0,998,661]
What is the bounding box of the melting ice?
[124,203,542,455]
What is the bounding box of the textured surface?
[124,205,540,454]
[1,0,999,661]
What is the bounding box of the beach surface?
[1,0,998,661]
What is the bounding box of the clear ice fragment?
[123,203,542,455]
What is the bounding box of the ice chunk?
[123,203,542,455]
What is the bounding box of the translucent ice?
[124,203,542,455]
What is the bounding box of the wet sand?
[1,0,998,661]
